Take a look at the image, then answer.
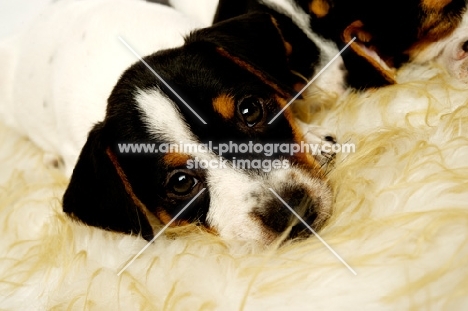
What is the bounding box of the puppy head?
[305,0,467,88]
[63,13,333,244]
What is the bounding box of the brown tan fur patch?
[213,94,235,119]
[155,208,191,226]
[408,1,462,57]
[310,0,330,18]
[422,0,453,10]
[163,152,191,168]
[420,10,460,41]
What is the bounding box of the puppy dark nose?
[253,189,317,236]
[462,40,468,53]
[288,209,318,239]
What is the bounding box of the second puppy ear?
[342,20,397,85]
[213,0,251,23]
[190,13,320,93]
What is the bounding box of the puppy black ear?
[191,12,319,92]
[62,123,155,241]
[213,0,255,23]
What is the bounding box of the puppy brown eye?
[238,97,264,127]
[166,171,199,196]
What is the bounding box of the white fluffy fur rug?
[1,0,468,307]
[1,57,468,309]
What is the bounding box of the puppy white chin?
[206,166,332,245]
[218,221,279,245]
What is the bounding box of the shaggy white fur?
[1,0,468,309]
[1,56,468,309]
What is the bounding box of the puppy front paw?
[297,121,337,165]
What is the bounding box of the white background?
[0,0,52,39]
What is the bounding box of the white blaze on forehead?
[134,88,221,162]
[135,88,199,144]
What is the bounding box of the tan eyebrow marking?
[163,152,192,167]
[310,0,330,18]
[213,94,236,119]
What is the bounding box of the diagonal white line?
[268,37,357,124]
[117,188,206,276]
[268,188,357,275]
[118,36,208,125]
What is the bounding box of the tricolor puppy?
[0,0,341,244]
[213,0,467,88]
